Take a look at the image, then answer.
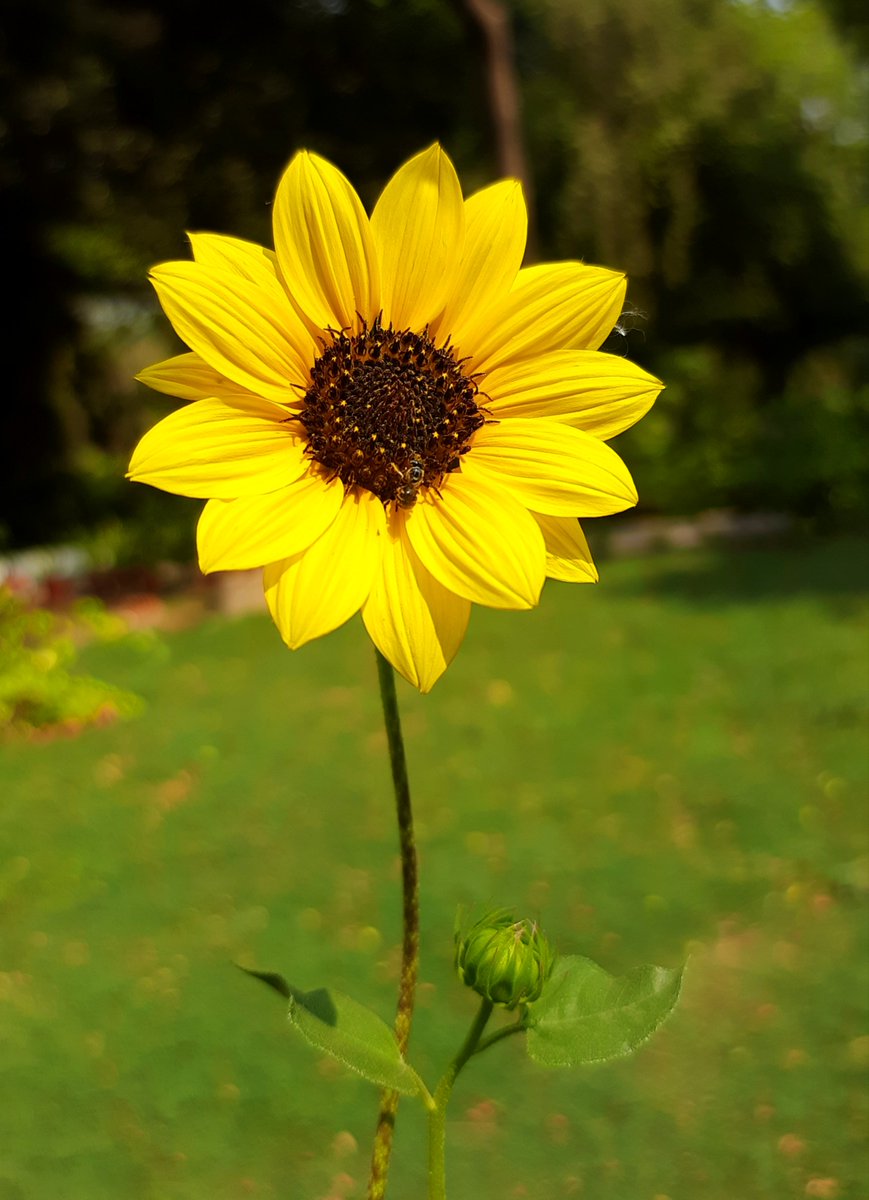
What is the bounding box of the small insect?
[395,458,425,510]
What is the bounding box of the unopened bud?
[455,909,555,1010]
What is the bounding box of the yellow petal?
[272,152,380,334]
[463,263,626,373]
[434,180,527,345]
[370,144,464,331]
[188,232,279,283]
[264,488,385,648]
[362,511,470,693]
[150,261,315,405]
[404,471,544,610]
[462,418,637,517]
[484,350,663,440]
[127,397,306,499]
[532,513,599,583]
[197,472,343,573]
[187,233,318,364]
[135,352,272,405]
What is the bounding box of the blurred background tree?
[1,0,866,558]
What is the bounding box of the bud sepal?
[455,908,555,1010]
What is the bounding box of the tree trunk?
[458,0,537,259]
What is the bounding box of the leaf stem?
[366,649,420,1200]
[428,999,494,1200]
[472,1017,526,1057]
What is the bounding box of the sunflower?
[129,145,661,691]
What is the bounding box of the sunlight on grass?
[2,538,867,1199]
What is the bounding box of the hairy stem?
[366,650,420,1200]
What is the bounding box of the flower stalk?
[366,648,421,1200]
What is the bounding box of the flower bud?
[455,909,555,1010]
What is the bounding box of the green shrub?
[618,336,869,522]
[0,589,143,738]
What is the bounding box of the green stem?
[473,1018,526,1057]
[366,649,420,1200]
[428,999,494,1200]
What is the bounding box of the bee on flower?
[395,457,426,510]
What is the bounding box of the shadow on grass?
[607,534,869,610]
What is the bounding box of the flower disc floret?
[300,316,486,505]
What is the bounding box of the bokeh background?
[1,1,867,1198]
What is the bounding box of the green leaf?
[286,984,426,1097]
[237,965,291,999]
[526,955,684,1067]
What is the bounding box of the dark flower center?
[299,316,486,507]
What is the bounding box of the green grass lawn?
[2,536,867,1200]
